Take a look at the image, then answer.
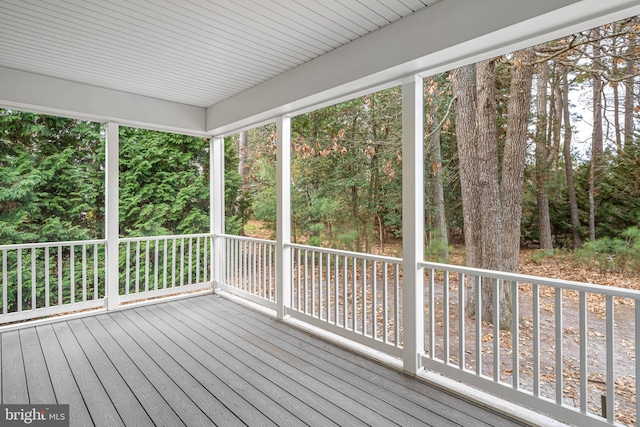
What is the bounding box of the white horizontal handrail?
[288,242,403,265]
[420,261,640,299]
[216,233,275,244]
[0,239,107,250]
[120,233,211,243]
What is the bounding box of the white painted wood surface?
[401,75,425,374]
[105,122,120,310]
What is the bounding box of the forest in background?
[232,16,640,276]
[2,17,640,278]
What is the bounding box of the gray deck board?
[19,328,56,404]
[1,293,527,427]
[79,316,186,427]
[66,318,153,426]
[51,322,124,427]
[119,308,277,426]
[135,305,332,426]
[166,299,424,426]
[106,311,234,427]
[187,297,456,426]
[1,331,28,403]
[36,324,93,425]
[94,313,215,427]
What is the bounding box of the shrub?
[573,226,640,273]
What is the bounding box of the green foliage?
[573,226,640,272]
[335,229,360,251]
[0,109,234,313]
[223,137,250,235]
[286,88,403,252]
[530,249,556,264]
[0,110,104,243]
[424,236,451,263]
[119,127,209,236]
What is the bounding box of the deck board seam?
[52,322,124,426]
[117,309,254,425]
[32,327,57,404]
[182,299,433,427]
[159,301,375,426]
[41,324,96,426]
[80,316,186,427]
[199,300,455,425]
[226,295,519,426]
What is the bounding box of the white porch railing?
[119,233,212,303]
[420,261,640,427]
[2,233,638,425]
[287,243,403,358]
[0,234,213,325]
[214,236,638,427]
[0,240,107,323]
[216,234,276,309]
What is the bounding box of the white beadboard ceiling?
[0,0,440,108]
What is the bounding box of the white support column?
[276,115,292,319]
[211,137,225,291]
[402,75,425,374]
[105,122,120,310]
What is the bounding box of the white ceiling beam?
[0,67,207,136]
[206,0,640,136]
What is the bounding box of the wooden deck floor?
[0,293,528,426]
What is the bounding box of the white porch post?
[211,137,225,291]
[276,115,292,319]
[105,122,120,310]
[402,75,425,374]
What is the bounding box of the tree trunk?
[590,34,604,242]
[535,60,554,250]
[237,130,248,235]
[613,34,623,151]
[451,65,482,317]
[429,121,449,259]
[424,77,449,261]
[552,67,563,173]
[561,66,582,249]
[476,59,511,329]
[624,30,636,150]
[501,48,534,273]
